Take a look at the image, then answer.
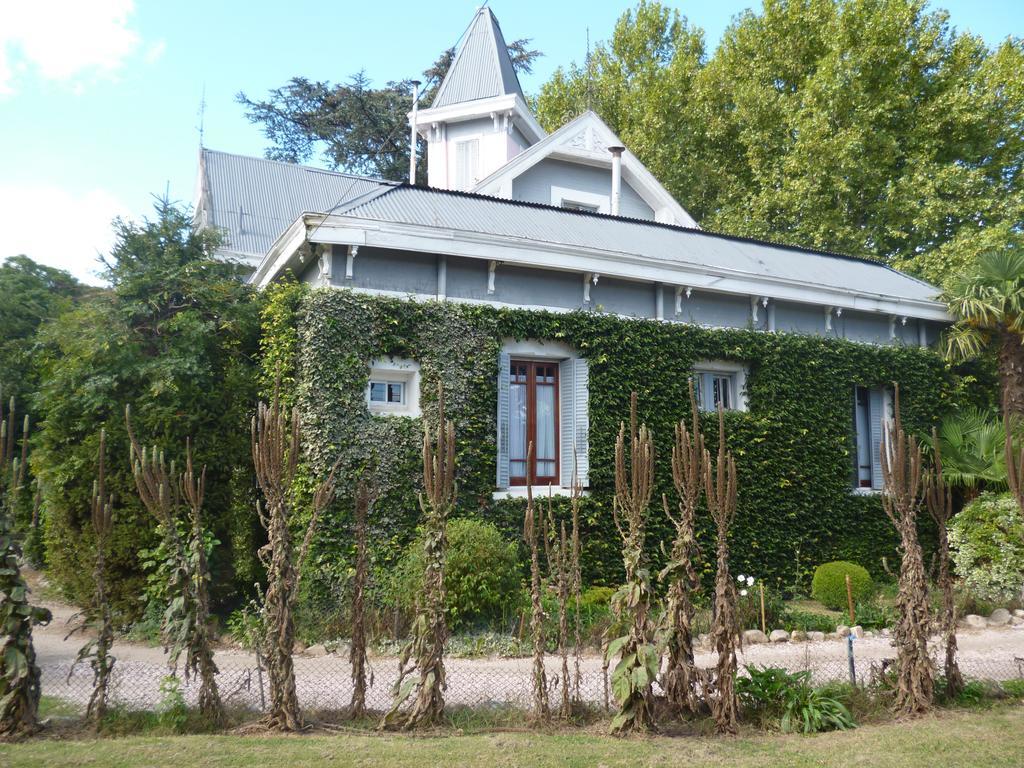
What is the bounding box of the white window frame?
[366,357,421,417]
[691,360,748,412]
[851,386,893,495]
[551,186,610,215]
[494,339,588,499]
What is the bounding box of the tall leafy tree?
[0,255,85,402]
[536,0,1024,284]
[237,41,540,181]
[31,200,262,615]
[943,251,1024,418]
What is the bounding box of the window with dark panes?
[509,360,559,485]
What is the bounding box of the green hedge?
[811,561,875,610]
[266,286,951,597]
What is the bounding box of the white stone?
[836,625,851,638]
[769,629,790,643]
[988,608,1012,627]
[790,630,808,643]
[851,625,865,639]
[864,630,875,638]
[963,614,988,630]
[1010,616,1024,627]
[1013,609,1024,619]
[807,631,826,642]
[306,643,328,657]
[743,629,769,645]
[825,632,839,641]
[880,628,891,638]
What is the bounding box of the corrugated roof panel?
[200,149,393,260]
[339,185,941,304]
[432,8,524,108]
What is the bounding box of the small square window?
[366,358,420,417]
[692,363,747,412]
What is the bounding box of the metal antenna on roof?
[197,83,207,148]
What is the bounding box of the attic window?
[561,200,599,213]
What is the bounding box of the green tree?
[922,407,1011,495]
[237,42,541,181]
[31,200,262,615]
[943,251,1024,418]
[0,255,85,402]
[536,0,1024,284]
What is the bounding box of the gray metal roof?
[336,185,942,305]
[197,148,394,262]
[431,8,524,108]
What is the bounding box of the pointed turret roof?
[432,7,524,108]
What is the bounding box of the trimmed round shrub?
[391,517,524,631]
[811,561,874,610]
[949,493,1024,604]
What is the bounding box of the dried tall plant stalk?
[0,393,49,739]
[925,429,963,700]
[706,405,740,735]
[524,446,549,720]
[383,384,456,730]
[569,461,584,703]
[543,484,574,719]
[880,384,933,716]
[660,379,704,716]
[126,409,224,722]
[251,391,340,731]
[348,478,374,719]
[68,429,116,727]
[608,392,657,734]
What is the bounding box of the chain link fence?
[40,640,1024,715]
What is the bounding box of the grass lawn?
[3,705,1022,768]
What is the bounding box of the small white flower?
[747,575,755,587]
[740,589,748,597]
[737,574,746,583]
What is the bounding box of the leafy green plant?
[948,493,1024,604]
[738,666,855,733]
[811,561,874,611]
[780,609,835,633]
[389,518,523,632]
[1001,679,1024,698]
[853,598,894,630]
[155,676,189,733]
[734,577,785,631]
[781,684,856,734]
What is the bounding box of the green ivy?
[270,287,953,595]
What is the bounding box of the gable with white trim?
[472,111,698,227]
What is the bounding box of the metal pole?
[409,80,421,185]
[847,634,857,687]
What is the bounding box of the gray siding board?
[446,256,491,301]
[675,291,751,329]
[332,247,438,295]
[591,277,655,318]
[775,302,825,335]
[842,311,889,346]
[512,159,654,220]
[493,264,584,310]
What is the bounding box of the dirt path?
[31,574,1024,713]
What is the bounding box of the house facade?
[195,9,951,580]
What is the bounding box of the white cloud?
[0,0,141,95]
[0,184,132,284]
[143,40,166,65]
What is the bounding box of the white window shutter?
[497,352,511,488]
[574,358,590,487]
[869,388,884,490]
[559,358,575,488]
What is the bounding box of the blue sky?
[0,1,1020,283]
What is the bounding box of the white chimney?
[609,145,624,216]
[409,80,421,185]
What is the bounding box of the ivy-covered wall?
[266,284,952,596]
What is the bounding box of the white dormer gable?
[473,111,698,227]
[412,8,545,190]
